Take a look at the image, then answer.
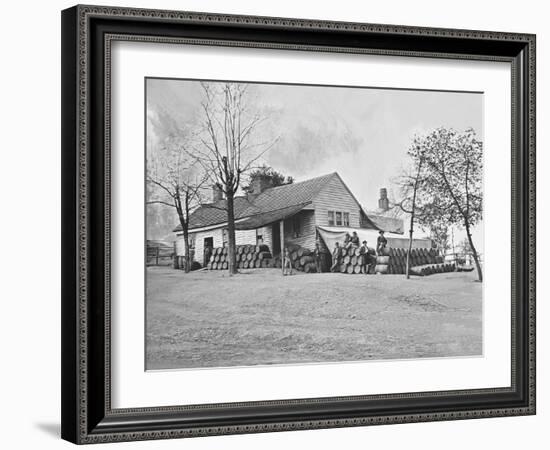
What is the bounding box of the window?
[343,212,350,227]
[256,229,264,245]
[328,210,350,227]
[222,228,228,246]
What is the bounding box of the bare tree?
[147,134,208,273]
[413,127,484,281]
[192,82,277,275]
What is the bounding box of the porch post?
[279,219,284,274]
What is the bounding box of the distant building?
[364,188,406,234]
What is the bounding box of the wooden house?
[174,172,381,265]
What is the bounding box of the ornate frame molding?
[62,4,536,444]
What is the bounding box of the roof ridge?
[261,171,337,193]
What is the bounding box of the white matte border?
[111,41,511,409]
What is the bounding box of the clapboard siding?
[256,225,273,251]
[313,175,362,228]
[177,226,273,265]
[283,210,316,251]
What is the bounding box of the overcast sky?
[147,78,483,247]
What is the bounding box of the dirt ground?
[146,267,482,370]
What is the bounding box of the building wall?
[283,210,317,251]
[256,225,273,251]
[313,176,362,228]
[176,226,275,265]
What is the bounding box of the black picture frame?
[61,4,536,444]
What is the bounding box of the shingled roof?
[174,172,377,232]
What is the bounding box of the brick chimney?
[251,177,272,195]
[378,187,389,211]
[212,183,223,202]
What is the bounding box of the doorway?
[271,223,281,256]
[203,237,213,264]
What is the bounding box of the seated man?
[343,232,351,249]
[376,230,388,255]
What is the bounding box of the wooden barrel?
[353,265,361,274]
[242,260,248,269]
[300,255,314,266]
[258,251,272,260]
[291,251,299,261]
[351,255,358,266]
[237,246,244,255]
[343,255,351,265]
[375,264,388,274]
[346,264,354,274]
[340,264,347,273]
[254,260,261,268]
[353,247,362,256]
[376,255,390,264]
[246,253,253,261]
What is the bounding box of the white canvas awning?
[317,226,432,251]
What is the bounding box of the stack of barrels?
[286,244,318,273]
[336,246,374,274]
[374,247,451,275]
[207,245,273,270]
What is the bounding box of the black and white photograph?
[145,78,484,371]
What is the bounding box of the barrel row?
[409,263,456,276]
[207,244,271,270]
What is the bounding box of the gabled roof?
[174,172,378,232]
[173,196,254,232]
[235,202,312,230]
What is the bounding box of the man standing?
[314,242,323,273]
[377,230,388,255]
[282,247,293,276]
[330,242,342,272]
[360,240,371,274]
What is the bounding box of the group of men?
[281,230,388,276]
[330,230,387,274]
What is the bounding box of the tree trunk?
[183,229,190,273]
[405,158,423,279]
[406,223,414,280]
[465,222,483,282]
[226,191,238,275]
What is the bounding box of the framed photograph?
[61,5,536,444]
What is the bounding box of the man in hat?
[360,240,372,274]
[376,230,388,255]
